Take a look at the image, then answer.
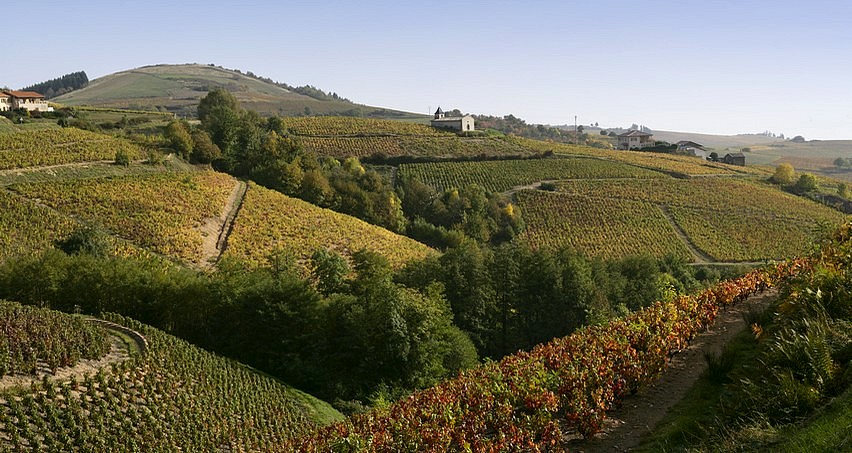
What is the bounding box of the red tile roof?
[3,90,45,99]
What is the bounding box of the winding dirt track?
[567,289,777,452]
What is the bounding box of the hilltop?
[52,64,425,120]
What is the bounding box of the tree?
[838,183,849,199]
[190,130,221,164]
[311,248,349,295]
[709,152,719,162]
[771,163,795,185]
[54,226,111,257]
[198,89,241,156]
[793,173,818,193]
[164,120,193,159]
[790,135,806,143]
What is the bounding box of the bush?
[115,148,130,166]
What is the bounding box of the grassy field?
[0,306,342,451]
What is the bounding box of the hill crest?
[53,63,424,120]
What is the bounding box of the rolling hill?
[53,64,425,119]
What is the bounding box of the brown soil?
[196,179,246,268]
[567,289,777,452]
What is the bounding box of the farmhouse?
[430,107,475,132]
[676,140,710,158]
[617,130,654,150]
[0,90,50,112]
[723,152,746,166]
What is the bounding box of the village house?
[0,90,50,112]
[617,129,654,150]
[676,140,709,158]
[723,152,746,166]
[430,107,475,132]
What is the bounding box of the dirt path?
[658,204,715,264]
[567,289,777,452]
[196,179,247,267]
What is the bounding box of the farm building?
[431,107,475,132]
[723,152,746,166]
[0,90,50,112]
[677,140,710,158]
[617,129,654,150]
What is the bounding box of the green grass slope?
[0,304,342,451]
[54,64,423,119]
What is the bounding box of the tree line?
[22,71,89,99]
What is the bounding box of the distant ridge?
[53,63,425,120]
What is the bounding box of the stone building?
[430,107,475,132]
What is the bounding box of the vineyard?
[285,257,808,451]
[508,136,769,177]
[0,301,110,376]
[8,171,235,264]
[548,178,845,261]
[0,129,146,170]
[0,191,78,260]
[399,157,665,193]
[0,309,342,451]
[222,182,436,270]
[0,159,183,187]
[515,190,694,260]
[281,116,444,136]
[294,135,541,159]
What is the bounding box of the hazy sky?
[6,1,851,139]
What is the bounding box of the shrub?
[115,148,131,166]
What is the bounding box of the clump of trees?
[22,71,89,99]
[769,163,819,194]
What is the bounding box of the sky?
[5,0,852,139]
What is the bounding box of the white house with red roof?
[0,90,50,112]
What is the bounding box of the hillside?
[53,64,424,119]
[0,144,433,271]
[223,182,435,270]
[0,302,342,451]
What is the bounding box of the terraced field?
[222,182,436,270]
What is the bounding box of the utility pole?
[574,115,578,144]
